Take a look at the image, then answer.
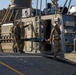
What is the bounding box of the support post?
[45,0,47,15]
[0,23,3,52]
[39,0,42,51]
[73,38,76,53]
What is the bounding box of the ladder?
[2,8,19,23]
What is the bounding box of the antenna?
[51,0,59,17]
[36,0,38,18]
[45,0,47,15]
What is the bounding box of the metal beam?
[68,0,72,11]
[36,0,38,17]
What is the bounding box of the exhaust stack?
[11,0,32,8]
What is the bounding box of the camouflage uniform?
[15,22,25,53]
[50,27,61,59]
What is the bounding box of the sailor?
[47,23,61,60]
[14,21,25,53]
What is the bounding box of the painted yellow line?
[0,62,24,75]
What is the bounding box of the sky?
[0,0,75,10]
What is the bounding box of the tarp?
[69,5,76,14]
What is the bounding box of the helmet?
[17,21,24,26]
[53,23,56,26]
[53,23,59,27]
